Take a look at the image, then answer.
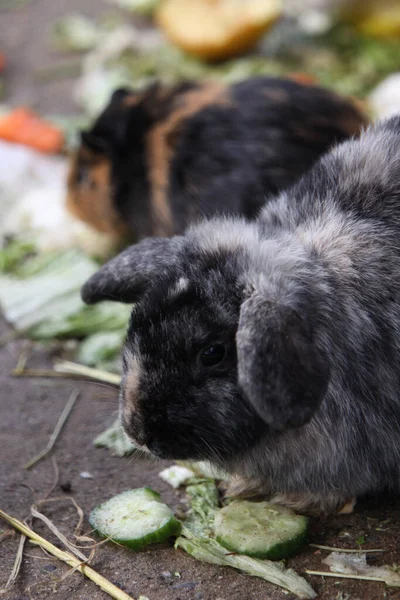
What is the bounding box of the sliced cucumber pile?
[89,487,181,550]
[214,500,308,560]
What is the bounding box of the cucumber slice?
[89,487,182,550]
[214,501,308,560]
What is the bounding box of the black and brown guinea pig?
[67,76,368,241]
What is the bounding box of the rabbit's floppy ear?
[237,293,330,430]
[81,236,184,304]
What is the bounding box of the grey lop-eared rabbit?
[82,117,400,514]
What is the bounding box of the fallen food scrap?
[0,141,115,257]
[312,551,400,587]
[0,108,64,154]
[369,72,400,120]
[214,500,308,560]
[80,471,95,479]
[50,13,101,52]
[76,331,124,373]
[90,476,316,598]
[176,528,316,599]
[94,418,136,457]
[175,478,316,599]
[90,488,182,549]
[340,0,400,38]
[156,0,282,61]
[0,248,131,355]
[159,465,196,489]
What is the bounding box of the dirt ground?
[0,0,113,114]
[1,2,400,599]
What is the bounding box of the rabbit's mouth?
[123,429,152,455]
[123,424,170,459]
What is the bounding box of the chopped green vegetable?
[177,460,229,480]
[175,479,316,598]
[50,14,101,52]
[0,248,131,340]
[278,23,400,98]
[94,418,136,457]
[214,500,308,560]
[176,529,316,599]
[355,535,366,546]
[0,237,36,274]
[184,479,219,538]
[75,331,123,372]
[90,488,182,549]
[159,465,196,489]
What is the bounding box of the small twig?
[55,361,121,385]
[0,510,135,600]
[13,369,76,379]
[24,389,80,470]
[305,570,390,583]
[34,496,95,546]
[13,362,121,386]
[14,351,29,375]
[309,544,384,554]
[44,457,60,500]
[0,533,27,596]
[24,552,57,560]
[30,505,87,562]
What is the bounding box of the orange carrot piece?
[0,108,64,154]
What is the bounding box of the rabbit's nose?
[131,419,149,446]
[122,411,152,450]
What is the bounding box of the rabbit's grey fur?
[82,117,400,513]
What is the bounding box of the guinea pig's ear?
[81,236,184,304]
[80,130,109,154]
[110,87,133,104]
[80,89,137,154]
[237,294,330,430]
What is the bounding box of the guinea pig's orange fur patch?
[336,109,370,137]
[121,94,142,108]
[67,146,129,237]
[307,109,369,140]
[146,82,231,236]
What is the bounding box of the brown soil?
[0,2,399,599]
[1,0,111,114]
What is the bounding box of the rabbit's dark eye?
[200,344,226,367]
